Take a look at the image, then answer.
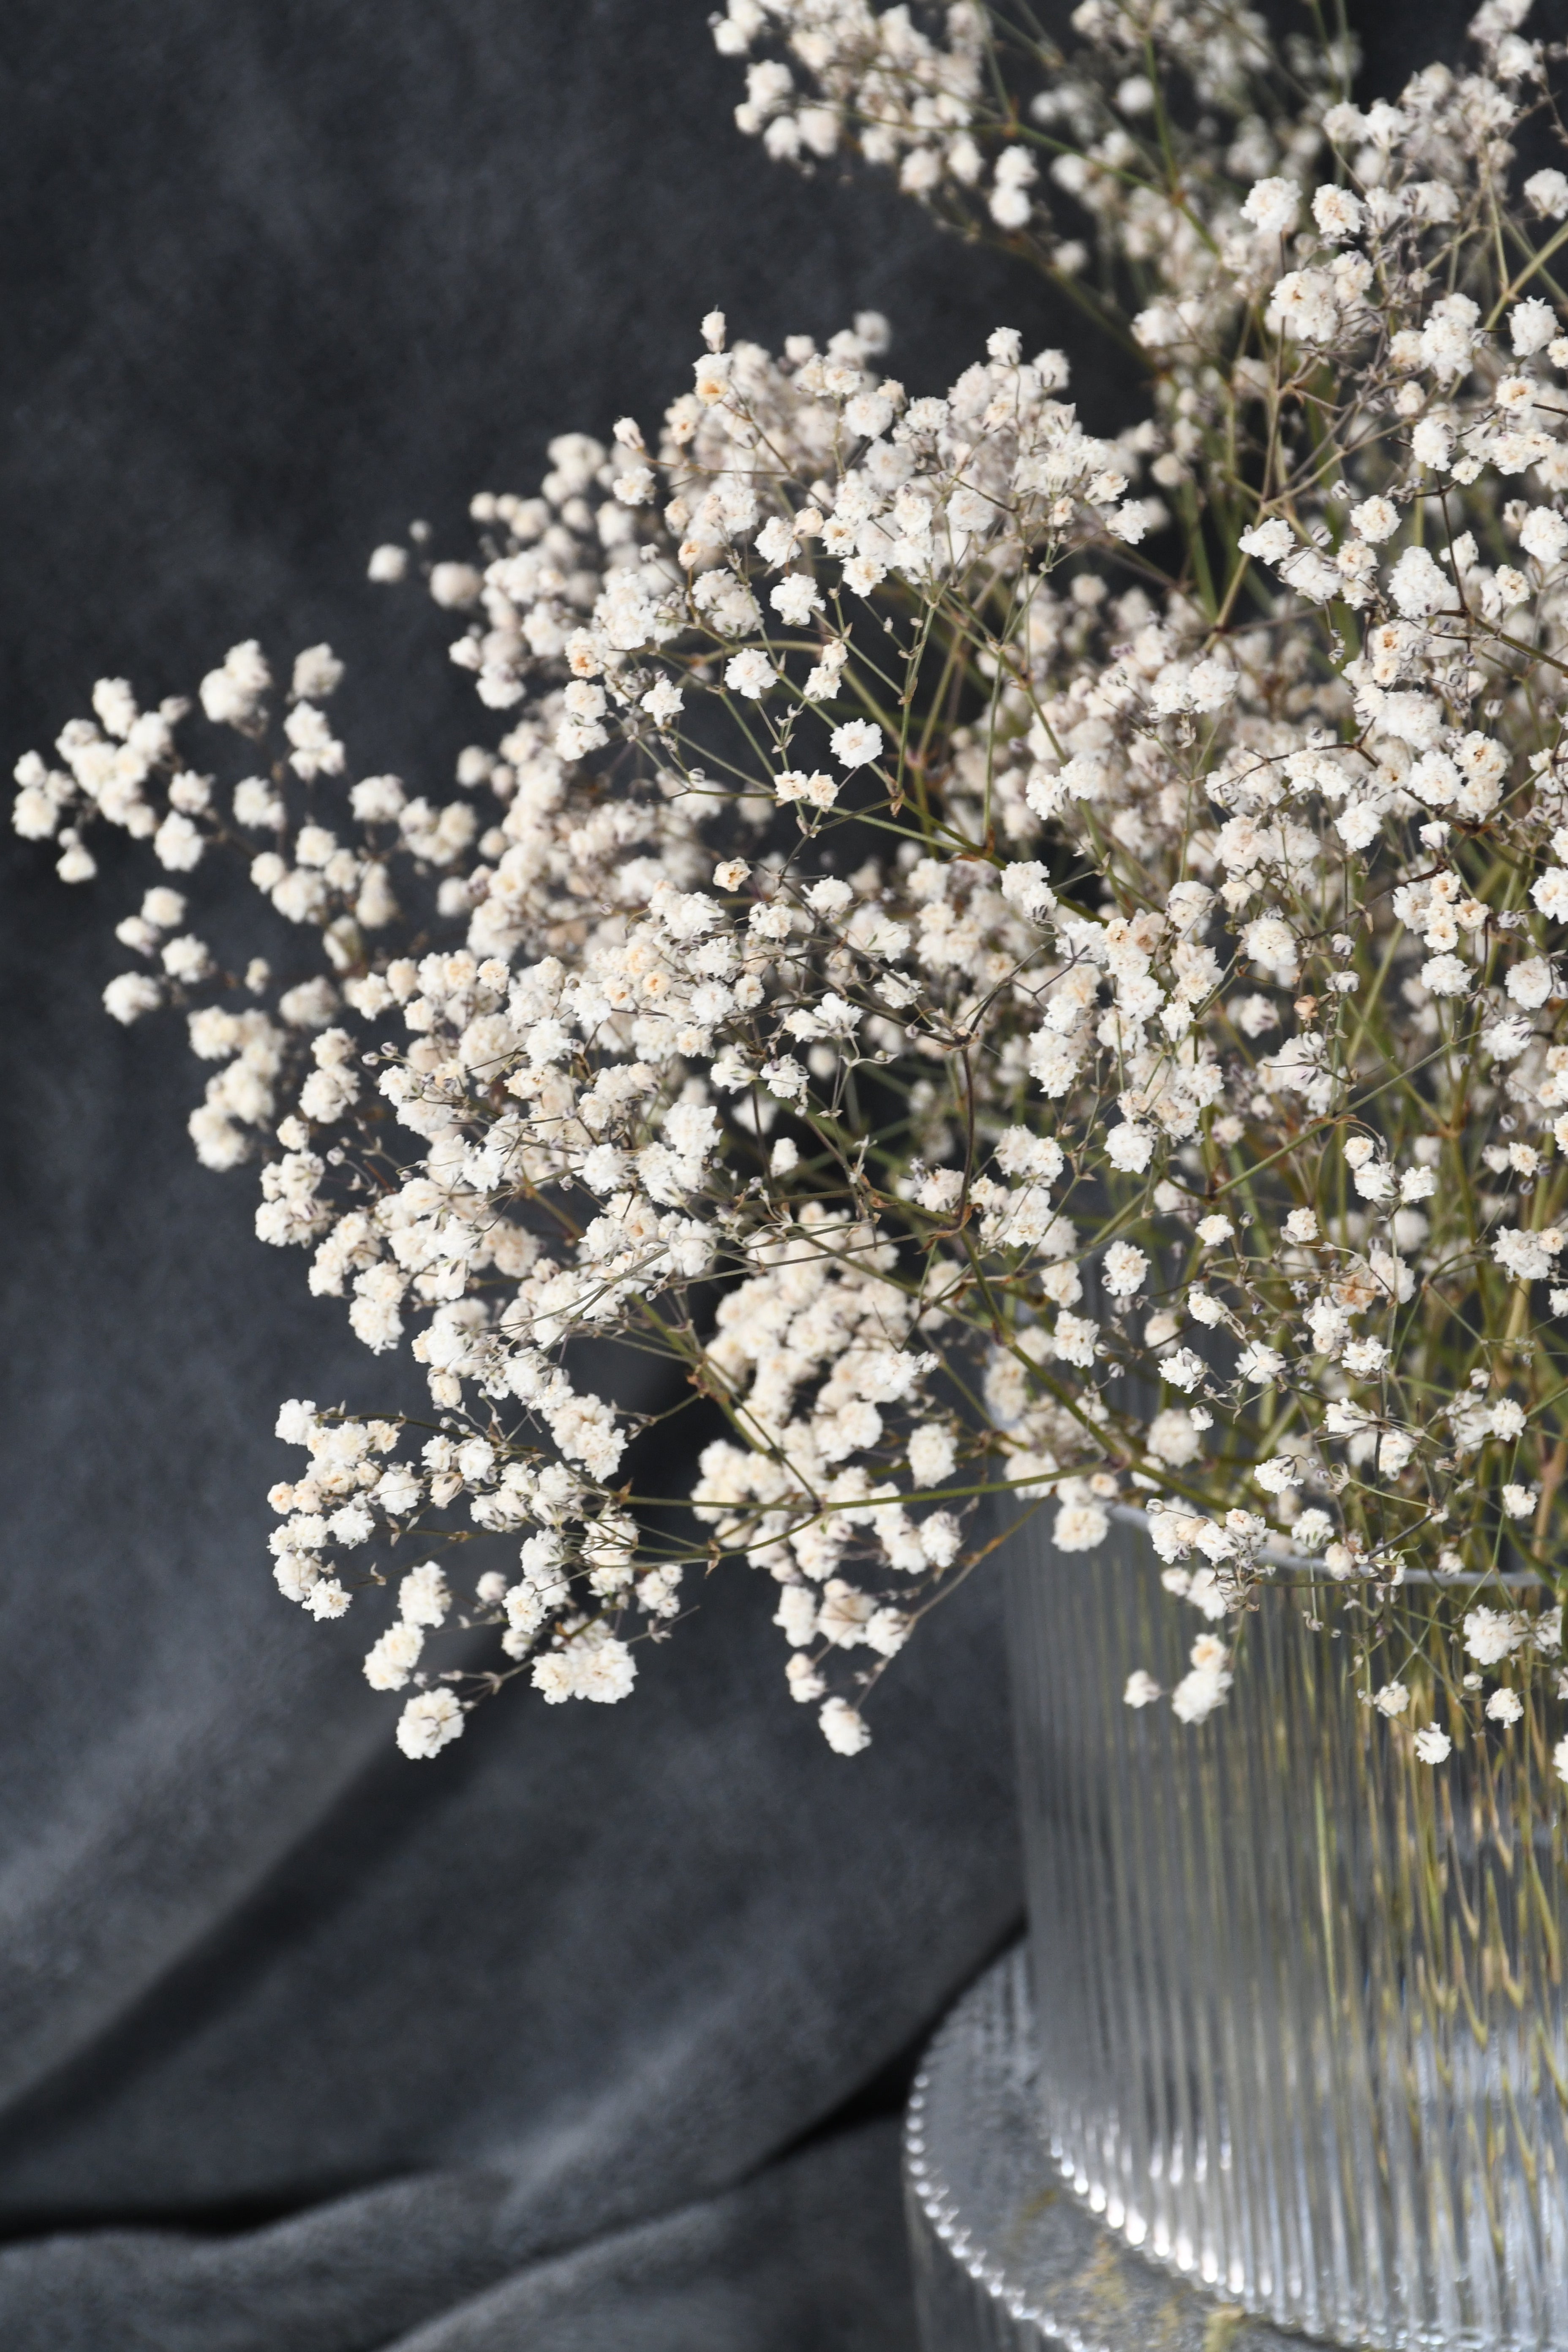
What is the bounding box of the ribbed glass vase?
[1007,1505,1568,2352]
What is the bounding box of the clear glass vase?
[1007,1505,1568,2352]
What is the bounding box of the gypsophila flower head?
[1056,1501,1111,1552]
[1172,1635,1233,1724]
[1241,177,1301,239]
[395,1688,464,1760]
[819,1697,871,1756]
[1465,1608,1525,1667]
[830,719,882,768]
[908,1423,956,1486]
[1102,1241,1149,1298]
[1312,185,1365,243]
[1526,169,1568,220]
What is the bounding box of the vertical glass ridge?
[1008,1508,1568,2352]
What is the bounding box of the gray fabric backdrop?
[0,0,1468,2343]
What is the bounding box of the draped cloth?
[0,2,1031,2339]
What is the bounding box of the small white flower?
[429,563,482,609]
[153,810,204,872]
[786,1656,825,1705]
[1389,545,1450,616]
[400,1562,451,1627]
[1054,1501,1109,1552]
[1241,517,1298,562]
[908,1424,956,1487]
[842,555,888,596]
[292,643,344,700]
[1147,1408,1200,1467]
[103,972,161,1024]
[1524,170,1568,221]
[919,1511,961,1568]
[724,647,776,699]
[1171,1636,1232,1724]
[395,1689,464,1759]
[1464,1606,1524,1666]
[1510,297,1558,357]
[819,1697,871,1755]
[1267,268,1339,345]
[1242,176,1301,237]
[1105,1122,1155,1173]
[770,573,823,626]
[1102,1241,1148,1298]
[774,768,838,808]
[1052,1312,1100,1368]
[829,718,883,767]
[365,1620,424,1691]
[1421,953,1471,998]
[1410,418,1452,473]
[1312,184,1365,242]
[1520,507,1568,567]
[1349,495,1399,543]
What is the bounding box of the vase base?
[904,1945,1309,2352]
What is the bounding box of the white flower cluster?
[716,0,1350,303]
[19,0,1568,1774]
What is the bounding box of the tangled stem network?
[18,0,1568,1770]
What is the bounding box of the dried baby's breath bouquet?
[18,0,1568,1764]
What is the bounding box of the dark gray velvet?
[0,0,1471,2342]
